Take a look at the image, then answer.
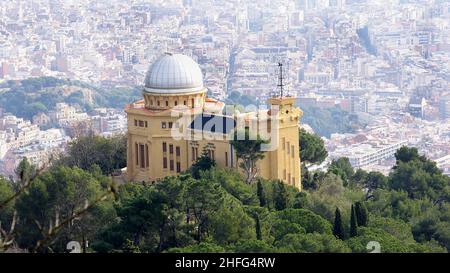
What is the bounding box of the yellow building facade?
[125,53,303,190]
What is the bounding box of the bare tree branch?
[0,165,46,211]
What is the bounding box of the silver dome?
[144,53,204,94]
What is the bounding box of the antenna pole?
[278,62,284,97]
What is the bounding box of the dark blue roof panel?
[189,114,236,134]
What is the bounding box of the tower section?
[266,96,303,190]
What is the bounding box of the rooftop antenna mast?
[277,62,284,98]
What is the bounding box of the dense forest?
[0,77,141,120]
[1,130,449,253]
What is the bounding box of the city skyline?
[0,0,450,256]
[1,0,449,177]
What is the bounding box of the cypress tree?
[355,201,368,226]
[256,180,266,207]
[350,204,358,237]
[274,181,288,211]
[333,207,345,240]
[255,216,262,240]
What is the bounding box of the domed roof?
[144,53,204,94]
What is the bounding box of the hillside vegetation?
[0,134,448,253]
[0,77,141,119]
[300,104,366,138]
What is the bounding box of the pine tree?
[333,207,345,240]
[274,181,288,211]
[255,216,262,240]
[355,201,368,226]
[350,204,358,237]
[190,149,216,179]
[256,180,266,207]
[230,129,268,184]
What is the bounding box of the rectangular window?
[165,101,169,107]
[191,98,195,108]
[162,142,167,153]
[139,120,144,127]
[169,144,173,154]
[283,169,286,179]
[162,122,166,129]
[282,138,286,150]
[145,121,148,128]
[225,152,228,167]
[288,173,291,184]
[139,144,145,168]
[191,147,195,161]
[157,101,160,106]
[292,177,295,185]
[170,159,174,171]
[163,157,167,169]
[176,162,181,173]
[134,119,138,126]
[176,146,180,157]
[175,101,178,106]
[135,143,139,165]
[184,100,187,105]
[287,142,290,154]
[145,144,149,167]
[195,148,198,160]
[168,122,173,129]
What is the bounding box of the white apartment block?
[0,115,40,149]
[332,140,408,169]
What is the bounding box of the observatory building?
[125,53,303,189]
